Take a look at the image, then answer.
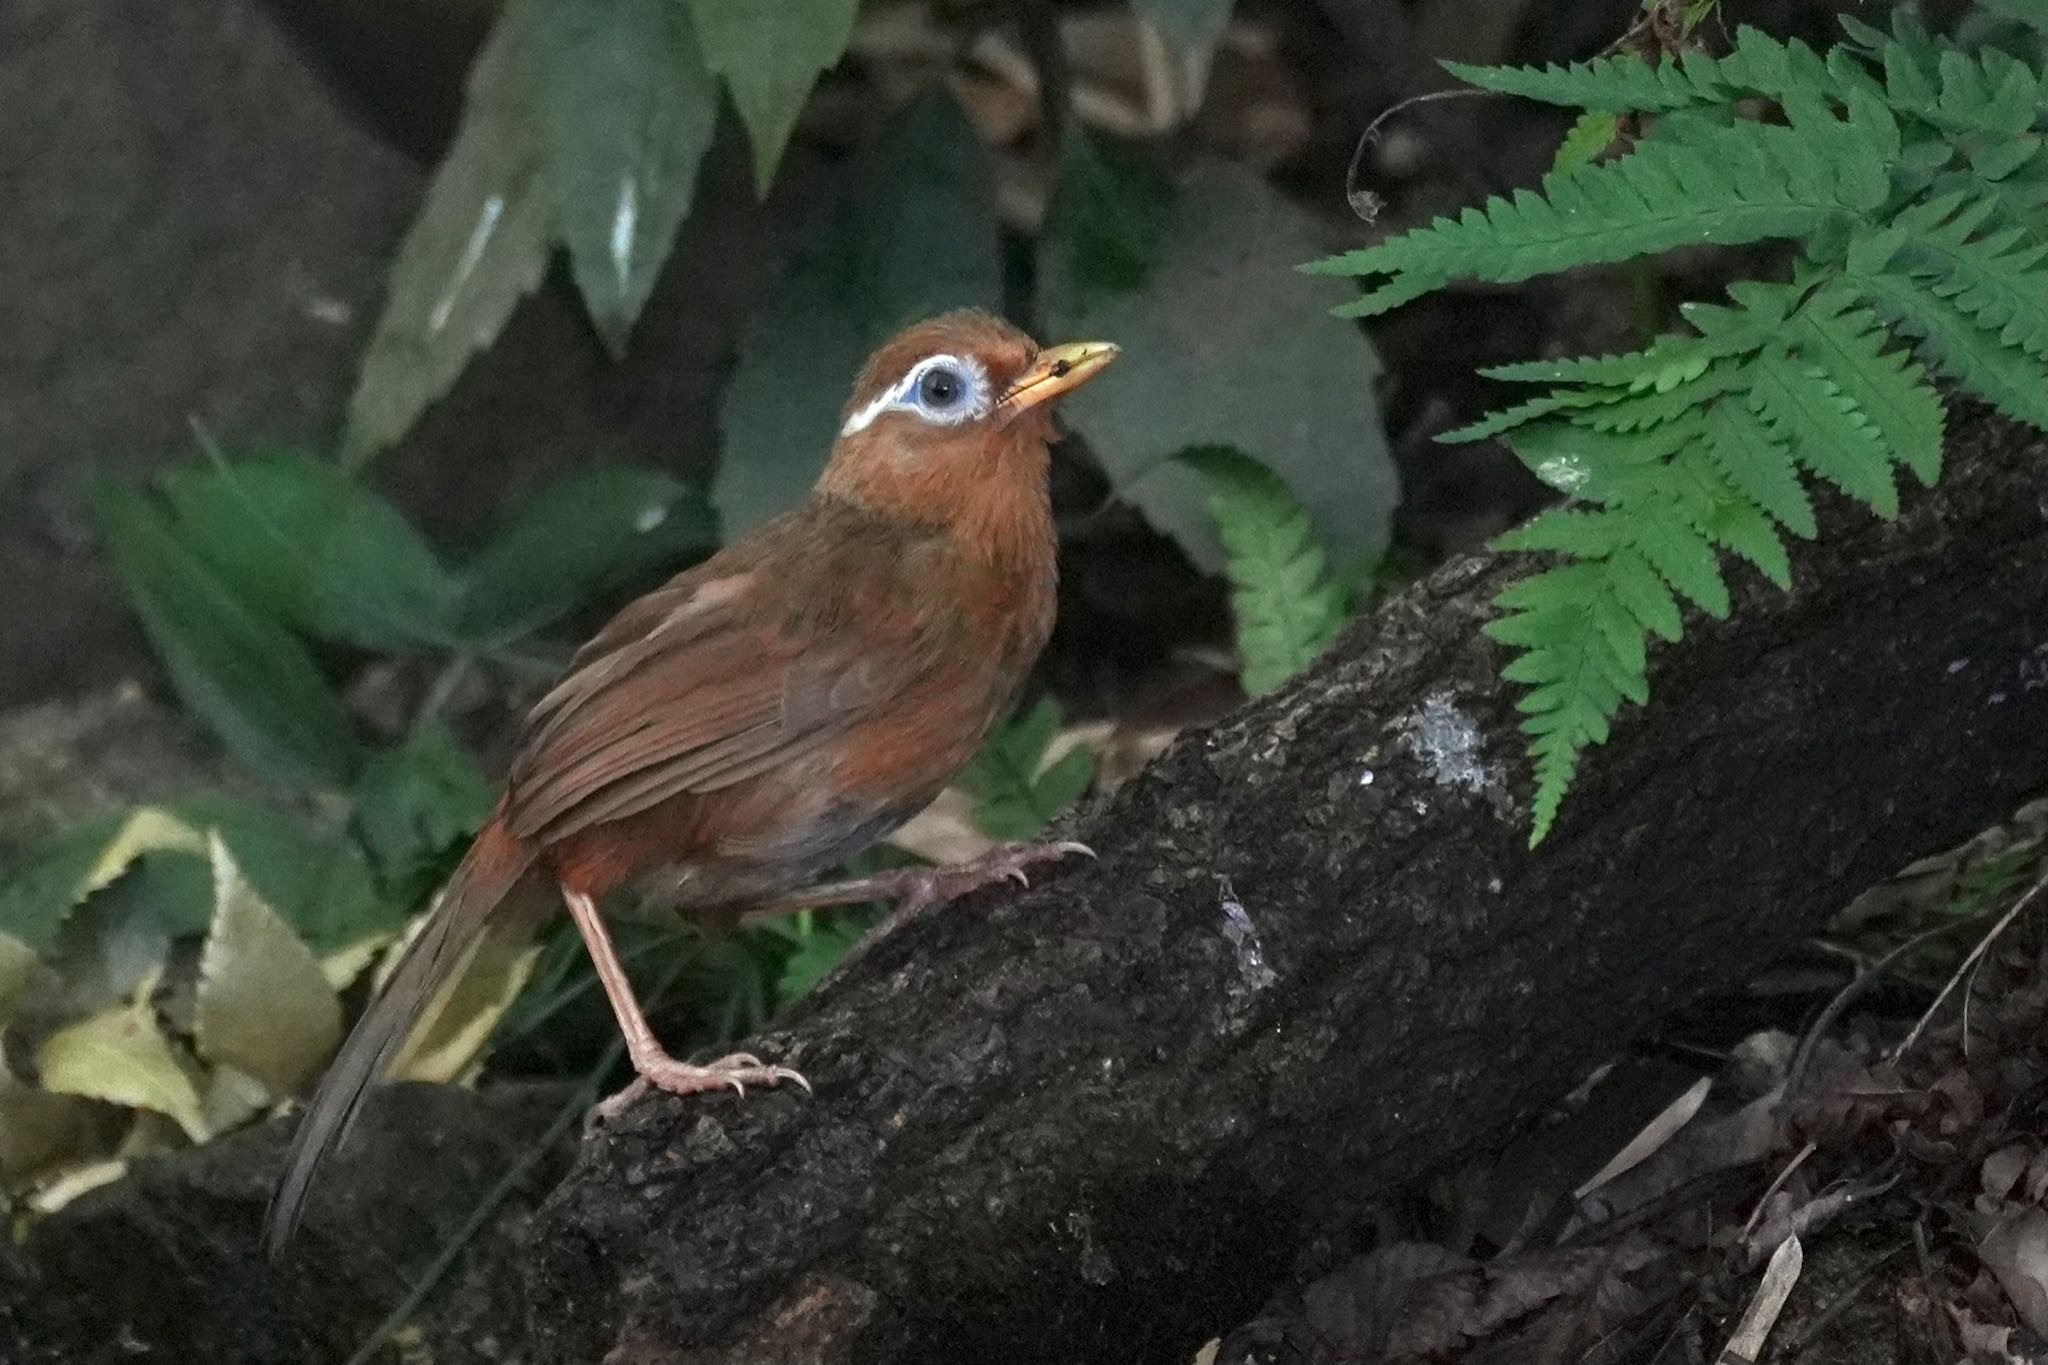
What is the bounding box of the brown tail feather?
[263,816,533,1255]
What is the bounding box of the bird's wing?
[501,530,922,845]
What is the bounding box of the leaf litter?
[1203,797,2048,1364]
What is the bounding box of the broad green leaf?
[453,466,717,640]
[158,453,457,651]
[95,485,361,787]
[1134,0,1236,68]
[1043,156,1396,572]
[714,87,1001,534]
[536,0,719,353]
[343,0,554,466]
[1041,129,1173,311]
[685,0,861,190]
[351,721,496,894]
[192,836,342,1096]
[38,1003,209,1142]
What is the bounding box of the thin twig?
[1342,87,1494,221]
[1891,864,2048,1063]
[1785,918,1981,1099]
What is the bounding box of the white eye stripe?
[839,352,991,436]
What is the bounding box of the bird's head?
[816,310,1116,529]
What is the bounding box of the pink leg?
[740,840,1095,923]
[562,885,808,1121]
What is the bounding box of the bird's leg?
[562,886,808,1123]
[741,840,1096,922]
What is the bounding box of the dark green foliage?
[94,451,712,788]
[351,722,498,898]
[1313,16,2048,844]
[956,698,1097,841]
[1180,446,1354,695]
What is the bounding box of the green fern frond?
[1307,111,1887,318]
[1848,260,2048,428]
[1784,298,1946,483]
[1701,399,1816,538]
[1887,192,2048,358]
[1840,11,2045,136]
[1310,13,2048,845]
[1180,447,1351,696]
[1747,347,1899,516]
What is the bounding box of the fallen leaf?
[1576,1075,1713,1200]
[0,1072,90,1188]
[1979,1205,2048,1336]
[24,1157,129,1215]
[388,925,542,1085]
[1721,1235,1803,1362]
[38,1003,208,1142]
[193,835,342,1097]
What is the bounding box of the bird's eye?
[917,365,966,410]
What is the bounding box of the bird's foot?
[591,1049,810,1126]
[885,839,1096,912]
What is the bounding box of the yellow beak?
[999,340,1119,418]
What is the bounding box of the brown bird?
[263,310,1116,1251]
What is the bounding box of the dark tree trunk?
[521,406,2048,1365]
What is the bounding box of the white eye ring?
[840,352,991,436]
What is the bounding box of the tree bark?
[522,404,2048,1365]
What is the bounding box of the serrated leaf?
[1748,350,1898,516]
[193,835,341,1097]
[343,0,554,466]
[713,87,1000,535]
[684,0,859,190]
[773,910,876,1006]
[1635,502,1729,617]
[38,1004,208,1141]
[94,487,360,788]
[1552,111,1621,173]
[1702,400,1816,537]
[453,466,717,640]
[1048,158,1396,572]
[351,722,496,895]
[1851,263,2048,429]
[157,453,457,651]
[536,0,719,353]
[1788,302,1946,484]
[1606,547,1683,641]
[956,698,1096,840]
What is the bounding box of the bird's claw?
[589,1048,811,1127]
